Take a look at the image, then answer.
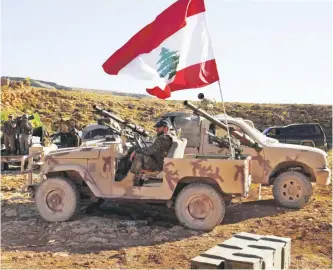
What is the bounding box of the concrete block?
[190,255,224,269]
[224,255,262,269]
[222,236,258,249]
[249,239,285,269]
[190,233,291,269]
[234,246,274,269]
[234,232,263,241]
[203,245,262,269]
[261,235,291,269]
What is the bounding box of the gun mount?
[92,105,149,138]
[207,131,243,159]
[183,100,263,152]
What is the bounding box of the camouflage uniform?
[130,132,173,173]
[19,115,33,154]
[68,128,80,147]
[3,115,16,155]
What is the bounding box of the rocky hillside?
[1,86,332,140]
[1,76,149,98]
[1,76,72,91]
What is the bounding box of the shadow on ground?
[223,199,297,224]
[1,198,296,254]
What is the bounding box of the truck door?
[202,123,265,183]
[284,126,301,145]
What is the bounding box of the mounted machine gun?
[92,105,150,139]
[183,99,263,154]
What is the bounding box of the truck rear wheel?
[175,183,225,231]
[273,171,313,209]
[35,177,80,222]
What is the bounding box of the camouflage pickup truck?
[162,94,331,209]
[31,103,253,231]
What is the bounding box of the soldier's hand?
[130,151,136,161]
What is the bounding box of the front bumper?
[315,167,331,186]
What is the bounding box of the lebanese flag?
[102,0,219,99]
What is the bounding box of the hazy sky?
[1,0,332,104]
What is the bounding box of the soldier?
[56,119,68,133]
[68,128,80,147]
[3,114,16,155]
[19,114,33,154]
[68,118,76,130]
[120,119,173,185]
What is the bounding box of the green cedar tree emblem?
[156,47,180,80]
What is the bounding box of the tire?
[175,183,225,231]
[273,171,313,209]
[35,177,80,222]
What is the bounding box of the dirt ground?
[1,173,332,269]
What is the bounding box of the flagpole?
[217,80,235,159]
[203,0,235,158]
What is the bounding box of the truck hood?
[267,142,327,156]
[47,146,101,159]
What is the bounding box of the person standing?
[19,114,33,154]
[68,128,80,147]
[3,114,16,155]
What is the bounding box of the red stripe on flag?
[146,59,219,99]
[102,0,206,75]
[187,0,206,17]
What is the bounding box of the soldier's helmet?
[8,114,13,118]
[154,119,171,128]
[22,114,28,119]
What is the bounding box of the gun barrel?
[183,101,262,151]
[93,105,124,123]
[93,105,149,137]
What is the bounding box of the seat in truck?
[139,138,187,177]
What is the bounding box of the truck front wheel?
[35,177,80,222]
[175,183,225,231]
[273,171,313,209]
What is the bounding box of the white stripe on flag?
[119,12,213,85]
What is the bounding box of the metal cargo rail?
[1,151,44,186]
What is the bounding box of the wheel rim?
[279,178,303,202]
[46,189,66,212]
[187,195,213,219]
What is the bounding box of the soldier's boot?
[116,172,136,188]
